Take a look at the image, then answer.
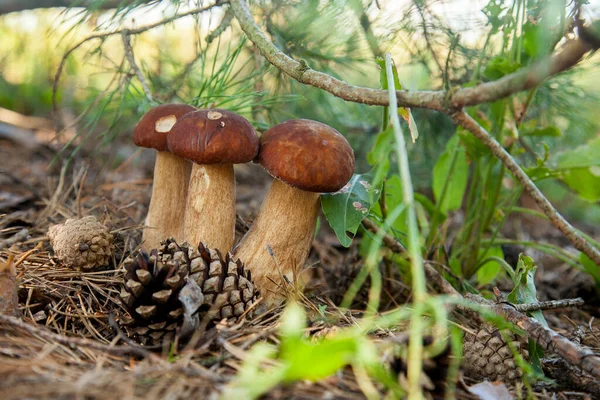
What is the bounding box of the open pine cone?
[119,238,258,345]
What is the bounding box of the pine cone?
[462,324,528,382]
[119,238,258,345]
[48,216,113,271]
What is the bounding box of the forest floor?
[1,123,599,399]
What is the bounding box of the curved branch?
[229,0,444,110]
[452,110,600,266]
[450,38,593,107]
[230,0,595,111]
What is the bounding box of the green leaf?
[321,171,382,247]
[555,137,600,201]
[458,125,491,160]
[367,127,394,165]
[523,165,560,182]
[521,125,561,137]
[377,57,402,91]
[483,57,521,80]
[372,174,408,234]
[476,246,504,285]
[282,336,358,381]
[506,255,547,373]
[579,253,600,287]
[432,136,469,215]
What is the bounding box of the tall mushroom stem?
[143,152,191,249]
[234,179,320,305]
[183,163,235,253]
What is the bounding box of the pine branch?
[230,0,596,110]
[52,0,226,129]
[121,31,153,102]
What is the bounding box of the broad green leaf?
[377,57,402,91]
[483,57,521,80]
[476,246,504,285]
[523,165,560,182]
[372,174,408,234]
[458,126,491,160]
[283,336,358,381]
[561,168,600,201]
[555,137,600,169]
[367,127,393,165]
[367,127,393,190]
[555,137,600,201]
[321,171,382,247]
[521,125,561,137]
[432,135,469,215]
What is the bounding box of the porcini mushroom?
[133,104,196,249]
[233,119,355,307]
[167,109,259,253]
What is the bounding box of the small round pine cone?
[463,323,528,382]
[119,238,258,346]
[48,216,113,271]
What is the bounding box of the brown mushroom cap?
[133,104,197,151]
[258,119,355,193]
[167,109,259,164]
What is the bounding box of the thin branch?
[510,297,585,312]
[121,32,153,102]
[230,0,596,110]
[451,110,600,266]
[52,0,225,128]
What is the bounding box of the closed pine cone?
[463,323,528,382]
[48,216,113,271]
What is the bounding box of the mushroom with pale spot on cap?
[167,109,259,254]
[233,119,355,308]
[133,103,197,249]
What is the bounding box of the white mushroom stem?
[234,179,320,306]
[183,163,235,253]
[143,152,192,249]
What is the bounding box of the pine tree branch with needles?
[231,0,595,110]
[52,0,227,130]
